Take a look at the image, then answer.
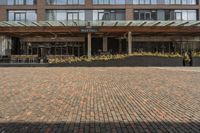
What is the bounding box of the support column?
[125,8,133,20]
[0,36,11,56]
[37,0,45,21]
[199,1,200,20]
[87,33,92,57]
[119,39,122,53]
[85,0,92,8]
[128,32,132,54]
[103,37,108,52]
[0,6,6,21]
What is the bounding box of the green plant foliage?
[48,52,182,64]
[193,52,200,57]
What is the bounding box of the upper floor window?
[93,10,125,20]
[134,10,157,20]
[8,10,37,21]
[93,0,125,4]
[134,9,197,21]
[46,0,84,5]
[46,10,85,21]
[5,0,36,5]
[167,10,197,21]
[132,0,197,4]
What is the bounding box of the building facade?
[0,0,200,61]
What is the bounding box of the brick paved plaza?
[0,67,199,133]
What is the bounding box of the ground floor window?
[133,41,200,54]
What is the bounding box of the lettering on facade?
[80,28,98,33]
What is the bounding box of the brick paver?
[0,67,199,133]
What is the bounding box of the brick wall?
[0,0,199,21]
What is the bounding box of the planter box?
[49,56,183,67]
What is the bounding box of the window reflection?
[93,0,125,4]
[132,0,196,4]
[46,0,84,5]
[46,10,85,21]
[5,0,36,5]
[134,10,197,21]
[8,10,37,21]
[93,10,125,20]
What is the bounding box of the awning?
[0,20,200,27]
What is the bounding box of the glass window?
[110,0,115,4]
[176,0,181,4]
[93,0,125,4]
[116,12,125,20]
[79,0,84,4]
[67,0,73,4]
[7,0,14,5]
[151,10,157,20]
[165,0,170,4]
[170,0,175,4]
[57,0,66,4]
[165,10,171,20]
[134,10,139,20]
[169,10,197,20]
[47,0,84,5]
[56,11,66,20]
[116,0,125,4]
[134,10,157,20]
[46,10,86,21]
[187,10,197,20]
[8,10,37,21]
[151,0,157,4]
[99,0,104,4]
[182,0,187,4]
[140,0,145,4]
[26,10,37,21]
[145,0,151,4]
[104,0,109,4]
[133,0,139,4]
[15,0,24,5]
[79,11,85,20]
[26,0,36,4]
[74,0,79,4]
[93,10,125,20]
[6,0,36,5]
[93,0,97,4]
[174,11,182,20]
[182,10,188,20]
[131,0,197,5]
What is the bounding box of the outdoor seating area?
[10,55,38,63]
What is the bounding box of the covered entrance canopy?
[1,20,200,61]
[0,20,200,34]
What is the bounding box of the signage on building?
[80,27,98,33]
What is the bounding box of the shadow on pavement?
[0,121,199,133]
